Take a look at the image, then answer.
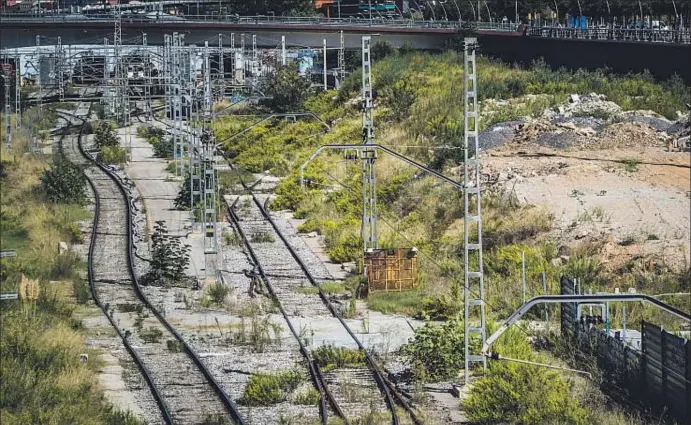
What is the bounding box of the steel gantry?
[14,49,20,131]
[361,36,378,251]
[462,37,487,382]
[2,59,12,149]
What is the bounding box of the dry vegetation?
[0,110,143,424]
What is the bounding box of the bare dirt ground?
[484,143,690,272]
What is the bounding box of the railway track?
[228,188,423,425]
[58,107,246,425]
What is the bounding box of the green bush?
[262,64,312,112]
[93,121,119,149]
[293,387,321,405]
[463,328,589,425]
[166,339,185,353]
[312,344,365,371]
[206,283,230,306]
[98,145,127,165]
[72,280,91,305]
[140,326,163,343]
[400,315,468,381]
[152,137,174,159]
[371,40,395,61]
[40,155,87,205]
[239,370,304,406]
[143,221,190,284]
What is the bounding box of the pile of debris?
[544,93,622,121]
[588,122,670,149]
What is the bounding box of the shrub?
[382,80,416,123]
[140,326,163,343]
[152,137,174,159]
[93,121,119,149]
[261,64,312,112]
[166,339,185,353]
[72,280,91,305]
[239,370,303,406]
[463,328,589,425]
[250,232,275,243]
[371,40,395,61]
[293,387,321,405]
[312,345,365,371]
[40,155,87,205]
[174,175,193,210]
[206,283,230,306]
[98,145,127,165]
[400,315,467,381]
[143,220,190,284]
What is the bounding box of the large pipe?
[482,293,691,357]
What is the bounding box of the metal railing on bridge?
[528,26,691,44]
[0,12,464,29]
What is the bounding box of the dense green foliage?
[143,220,190,284]
[138,125,173,159]
[93,121,119,149]
[152,136,174,159]
[400,316,468,381]
[93,121,126,165]
[262,65,312,113]
[224,0,313,16]
[312,345,365,371]
[174,175,192,210]
[418,0,691,22]
[463,328,589,425]
[40,155,88,205]
[239,370,304,406]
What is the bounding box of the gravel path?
[62,120,234,425]
[233,195,392,423]
[123,126,321,425]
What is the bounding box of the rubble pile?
[544,93,622,121]
[594,122,670,149]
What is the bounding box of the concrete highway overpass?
[0,16,461,49]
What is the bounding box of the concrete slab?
[122,126,208,279]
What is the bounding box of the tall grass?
[1,113,144,424]
[217,50,690,323]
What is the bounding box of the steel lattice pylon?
[56,37,64,102]
[14,49,20,131]
[462,37,487,382]
[2,58,12,149]
[338,30,345,89]
[361,36,377,251]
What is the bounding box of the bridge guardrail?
[0,12,465,29]
[528,26,691,44]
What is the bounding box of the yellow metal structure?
[364,248,418,293]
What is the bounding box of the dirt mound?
[593,122,669,149]
[510,119,671,150]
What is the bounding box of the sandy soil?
[484,145,691,270]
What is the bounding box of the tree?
[144,220,190,284]
[262,65,312,113]
[226,0,314,16]
[40,155,87,205]
[371,41,395,61]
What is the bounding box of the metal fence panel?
[560,282,689,423]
